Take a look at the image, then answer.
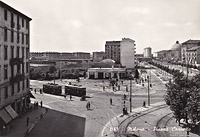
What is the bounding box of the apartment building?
[143,47,152,58]
[120,38,136,69]
[105,41,121,64]
[0,1,31,125]
[186,46,200,66]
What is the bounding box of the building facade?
[92,51,105,62]
[143,47,152,58]
[0,1,32,125]
[186,46,200,66]
[105,41,121,64]
[120,38,136,69]
[181,40,200,63]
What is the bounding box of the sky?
[3,0,200,54]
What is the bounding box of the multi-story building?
[0,1,32,125]
[92,51,105,62]
[186,46,200,66]
[181,40,200,63]
[120,38,136,69]
[105,40,121,64]
[143,47,152,58]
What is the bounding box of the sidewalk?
[0,106,47,137]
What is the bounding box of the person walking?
[124,94,126,100]
[70,95,72,100]
[110,98,112,105]
[143,101,146,107]
[34,89,36,94]
[26,117,29,126]
[40,101,43,108]
[88,102,90,109]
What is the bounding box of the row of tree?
[165,72,200,126]
[149,61,200,127]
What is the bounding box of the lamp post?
[130,77,132,113]
[147,76,150,106]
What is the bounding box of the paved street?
[28,67,167,137]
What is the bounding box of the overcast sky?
[3,0,200,54]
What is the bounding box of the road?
[29,67,167,137]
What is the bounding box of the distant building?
[105,38,136,68]
[120,38,136,69]
[30,52,90,61]
[143,47,152,58]
[186,46,200,66]
[105,41,121,64]
[0,0,32,124]
[73,52,90,60]
[181,40,200,63]
[92,51,105,62]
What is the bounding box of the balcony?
[10,73,25,83]
[10,57,23,66]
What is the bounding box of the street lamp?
[147,76,150,106]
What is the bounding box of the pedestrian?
[103,86,105,91]
[40,101,43,108]
[86,102,89,110]
[88,102,90,109]
[70,95,72,100]
[26,117,29,126]
[124,94,126,100]
[34,89,36,94]
[143,101,146,107]
[126,86,128,92]
[40,89,42,94]
[118,85,120,90]
[110,98,112,105]
[64,94,66,99]
[121,80,123,85]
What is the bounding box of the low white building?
[87,68,126,79]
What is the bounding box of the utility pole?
[130,78,132,113]
[147,76,150,106]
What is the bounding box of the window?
[17,32,20,43]
[22,80,25,90]
[11,13,14,28]
[22,63,24,74]
[5,86,8,99]
[11,84,14,95]
[26,78,29,88]
[11,46,14,59]
[4,65,8,80]
[26,62,29,73]
[17,64,20,74]
[11,65,14,78]
[26,48,29,59]
[18,82,20,92]
[26,34,29,45]
[22,33,24,44]
[17,16,20,30]
[4,45,8,60]
[26,20,29,29]
[17,46,20,58]
[4,28,7,41]
[11,30,14,42]
[22,47,24,58]
[22,18,24,27]
[4,9,7,20]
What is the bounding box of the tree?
[165,73,200,126]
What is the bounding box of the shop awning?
[0,109,12,124]
[5,105,18,119]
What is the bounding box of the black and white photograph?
[0,0,200,137]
